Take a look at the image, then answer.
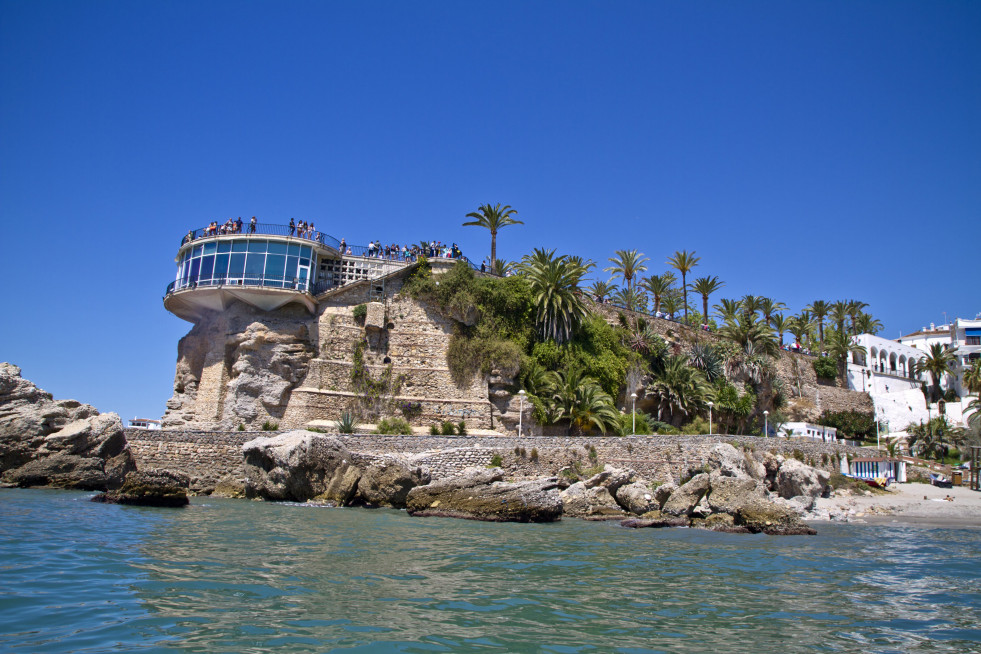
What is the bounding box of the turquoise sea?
[1,489,979,653]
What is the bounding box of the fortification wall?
[127,428,876,494]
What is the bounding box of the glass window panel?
[245,253,265,277]
[301,246,311,258]
[228,253,246,277]
[190,258,200,279]
[267,241,288,255]
[248,240,267,253]
[218,241,232,253]
[232,241,248,253]
[180,261,189,284]
[288,244,300,256]
[199,255,214,279]
[286,256,299,278]
[214,254,229,279]
[265,254,286,280]
[300,257,310,267]
[193,245,203,257]
[203,242,217,255]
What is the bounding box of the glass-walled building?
[175,239,315,291]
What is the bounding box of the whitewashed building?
[847,333,926,394]
[781,422,837,442]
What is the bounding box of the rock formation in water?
[91,469,190,507]
[0,363,135,491]
[405,468,563,522]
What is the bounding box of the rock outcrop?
[406,468,562,522]
[92,469,190,507]
[242,431,428,507]
[0,364,133,491]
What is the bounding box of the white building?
[847,333,926,394]
[781,422,837,442]
[129,418,162,430]
[950,316,981,397]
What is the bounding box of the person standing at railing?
[249,216,257,234]
[235,217,243,233]
[289,218,295,236]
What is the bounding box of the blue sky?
[1,1,979,421]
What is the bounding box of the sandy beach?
[810,481,981,527]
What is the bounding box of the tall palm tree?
[718,313,779,357]
[604,249,649,291]
[855,312,883,336]
[786,315,812,350]
[740,294,764,319]
[829,301,850,335]
[825,328,866,385]
[586,280,617,303]
[692,276,725,327]
[798,310,815,349]
[846,300,869,335]
[758,297,786,327]
[770,313,788,347]
[806,300,830,350]
[919,343,960,402]
[640,272,676,314]
[714,298,743,326]
[462,203,522,265]
[964,359,981,397]
[519,249,589,344]
[667,250,700,322]
[661,294,682,318]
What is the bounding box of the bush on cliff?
[818,410,875,439]
[375,417,413,435]
[812,357,837,381]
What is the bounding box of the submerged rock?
[92,469,190,507]
[406,468,562,522]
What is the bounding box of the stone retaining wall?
[128,428,877,493]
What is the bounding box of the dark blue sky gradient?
[1,1,978,420]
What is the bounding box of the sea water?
[1,488,979,653]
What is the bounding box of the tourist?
[249,216,257,234]
[289,218,295,236]
[235,217,243,233]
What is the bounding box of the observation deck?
[163,222,476,322]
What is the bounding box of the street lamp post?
[517,390,526,437]
[763,410,769,438]
[630,392,637,435]
[708,401,713,435]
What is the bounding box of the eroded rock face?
[406,468,562,522]
[661,473,710,516]
[162,303,315,430]
[615,481,657,515]
[708,443,764,481]
[560,482,626,519]
[0,365,130,491]
[354,458,430,508]
[243,431,359,502]
[773,458,831,501]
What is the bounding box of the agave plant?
[335,412,360,434]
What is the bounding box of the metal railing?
[177,223,480,270]
[165,273,316,296]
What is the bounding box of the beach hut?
[849,457,907,483]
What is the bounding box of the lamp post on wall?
[630,392,637,435]
[517,390,526,437]
[763,410,769,438]
[708,401,713,435]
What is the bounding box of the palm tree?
[718,313,779,357]
[604,249,649,291]
[758,297,786,327]
[640,272,676,314]
[586,280,617,303]
[919,343,960,402]
[846,300,869,335]
[829,301,850,335]
[661,294,682,319]
[667,250,700,322]
[551,369,621,435]
[806,300,830,350]
[688,342,724,383]
[964,359,981,397]
[692,276,725,327]
[714,298,743,326]
[825,328,866,385]
[798,310,815,349]
[786,315,812,350]
[520,249,589,344]
[463,203,522,265]
[612,286,648,313]
[646,355,714,426]
[491,258,515,276]
[770,313,788,347]
[855,312,883,336]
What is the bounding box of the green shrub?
[237,423,245,431]
[812,357,838,381]
[619,411,653,435]
[375,417,413,435]
[336,412,359,434]
[261,420,279,431]
[530,447,539,462]
[429,423,440,435]
[650,420,681,435]
[818,410,876,439]
[681,416,710,435]
[943,388,960,402]
[457,420,467,436]
[353,304,368,324]
[489,453,504,467]
[441,420,457,435]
